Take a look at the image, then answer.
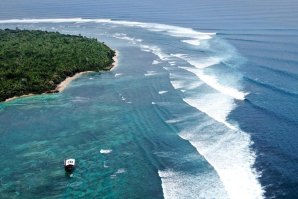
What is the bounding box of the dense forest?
[0,29,115,102]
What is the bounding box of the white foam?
[116,168,126,174]
[165,118,183,124]
[179,127,264,199]
[169,77,203,90]
[175,87,263,198]
[171,53,221,69]
[114,73,123,77]
[113,33,142,44]
[158,91,168,95]
[180,67,246,100]
[144,71,157,76]
[152,60,162,65]
[171,53,186,57]
[141,48,151,52]
[140,44,169,61]
[182,39,201,46]
[163,66,171,70]
[183,94,237,130]
[110,168,126,179]
[168,61,176,66]
[159,169,229,199]
[100,149,112,154]
[170,80,184,90]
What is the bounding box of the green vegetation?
[0,29,115,102]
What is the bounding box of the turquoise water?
[1,1,298,199]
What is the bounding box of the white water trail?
[179,124,264,199]
[100,149,112,154]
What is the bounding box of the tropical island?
[0,29,116,102]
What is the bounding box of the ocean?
[0,1,298,198]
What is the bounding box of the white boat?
[64,159,75,172]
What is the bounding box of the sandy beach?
[55,71,94,92]
[110,50,119,71]
[4,50,119,102]
[57,50,119,92]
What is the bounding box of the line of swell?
[218,31,298,36]
[249,53,298,66]
[245,98,298,126]
[253,63,298,80]
[207,28,298,33]
[223,37,298,49]
[244,76,298,97]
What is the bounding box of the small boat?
[64,159,75,173]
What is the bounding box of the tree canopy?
[0,29,115,101]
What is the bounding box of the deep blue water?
[0,1,298,199]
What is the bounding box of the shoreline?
[4,50,119,103]
[110,50,119,71]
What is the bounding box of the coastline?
[4,50,119,102]
[110,50,119,71]
[55,71,94,92]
